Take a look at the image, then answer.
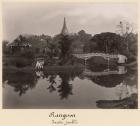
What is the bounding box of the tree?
[116,21,134,52]
[86,32,124,54]
[47,41,60,59]
[13,35,27,46]
[71,30,92,53]
[78,30,92,42]
[58,35,72,63]
[125,33,137,61]
[2,40,9,55]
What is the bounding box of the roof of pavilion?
[8,42,32,47]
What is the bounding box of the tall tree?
[86,32,124,54]
[116,21,134,52]
[2,40,9,55]
[58,35,72,64]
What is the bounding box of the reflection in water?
[47,75,57,92]
[115,81,137,100]
[35,70,44,78]
[46,73,73,99]
[3,64,138,108]
[35,70,74,99]
[83,65,127,76]
[57,73,73,100]
[3,71,37,96]
[118,66,127,74]
[85,74,125,88]
[95,66,138,109]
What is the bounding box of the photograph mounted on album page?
[0,0,139,126]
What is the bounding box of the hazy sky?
[2,2,138,41]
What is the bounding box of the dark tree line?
[84,32,124,54]
[3,28,137,67]
[83,32,137,61]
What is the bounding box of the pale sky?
[2,2,138,41]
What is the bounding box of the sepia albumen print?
[2,2,138,109]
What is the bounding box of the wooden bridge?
[73,53,118,60]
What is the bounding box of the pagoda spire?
[61,17,69,35]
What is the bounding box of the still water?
[3,65,137,109]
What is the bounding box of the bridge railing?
[73,53,119,59]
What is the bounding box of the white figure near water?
[35,60,44,70]
[35,71,44,78]
[118,66,127,74]
[117,54,127,64]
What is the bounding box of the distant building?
[61,17,69,35]
[9,42,32,48]
[8,41,32,54]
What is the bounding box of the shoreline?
[3,65,84,72]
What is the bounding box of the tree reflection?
[3,70,37,96]
[57,73,73,100]
[124,66,137,86]
[47,75,57,92]
[95,66,138,109]
[45,72,74,99]
[43,68,82,99]
[83,64,127,87]
[84,66,137,89]
[86,74,125,87]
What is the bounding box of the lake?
[3,64,138,109]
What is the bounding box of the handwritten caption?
[49,112,78,126]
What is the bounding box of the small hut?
[8,41,32,54]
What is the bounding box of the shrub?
[20,50,35,59]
